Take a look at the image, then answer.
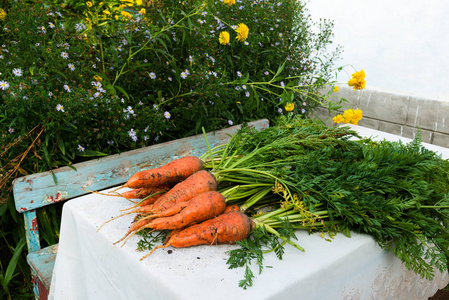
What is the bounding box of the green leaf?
[274,60,286,78]
[77,149,108,157]
[114,85,129,100]
[42,146,53,170]
[58,138,65,155]
[2,238,26,291]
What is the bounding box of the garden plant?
[0,0,358,297]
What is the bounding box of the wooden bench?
[12,119,269,300]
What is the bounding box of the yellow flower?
[235,23,249,42]
[136,0,142,5]
[94,75,103,82]
[348,69,366,91]
[285,103,294,112]
[332,114,344,124]
[122,0,132,5]
[139,8,146,14]
[341,108,363,125]
[333,86,339,93]
[224,0,236,5]
[121,10,132,19]
[219,31,230,45]
[86,1,93,7]
[0,8,7,21]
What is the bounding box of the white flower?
[125,106,134,114]
[49,22,55,29]
[63,85,71,92]
[68,63,75,71]
[164,111,171,119]
[0,80,9,90]
[56,104,65,112]
[149,72,156,79]
[8,128,14,133]
[181,72,187,79]
[245,91,250,97]
[128,129,137,142]
[278,108,283,114]
[12,68,22,77]
[61,52,69,59]
[48,92,53,97]
[75,23,86,32]
[237,71,242,77]
[228,120,233,126]
[77,145,85,152]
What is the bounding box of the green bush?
[0,0,342,297]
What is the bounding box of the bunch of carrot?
[98,155,255,260]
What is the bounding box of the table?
[49,125,449,300]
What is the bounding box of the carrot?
[145,191,226,230]
[130,191,226,234]
[224,204,240,214]
[125,156,203,189]
[98,170,217,231]
[120,188,169,212]
[116,191,227,245]
[140,211,253,260]
[121,187,169,201]
[149,170,218,214]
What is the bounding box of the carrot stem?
[254,220,305,252]
[202,127,215,170]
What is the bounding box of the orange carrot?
[149,170,218,214]
[120,187,169,201]
[116,191,226,245]
[125,156,203,189]
[120,187,169,212]
[224,204,240,214]
[140,212,253,260]
[98,170,217,231]
[145,191,226,230]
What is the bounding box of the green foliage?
[0,0,343,296]
[226,226,292,289]
[210,116,449,283]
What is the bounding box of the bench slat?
[27,244,58,290]
[24,210,40,253]
[13,120,269,213]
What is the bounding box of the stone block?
[432,132,449,148]
[357,117,380,130]
[358,90,409,124]
[401,126,433,144]
[406,96,443,132]
[378,121,406,137]
[311,108,336,127]
[436,100,449,134]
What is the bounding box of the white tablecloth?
[49,126,449,300]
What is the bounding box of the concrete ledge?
[315,86,449,148]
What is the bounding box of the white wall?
[306,0,449,101]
